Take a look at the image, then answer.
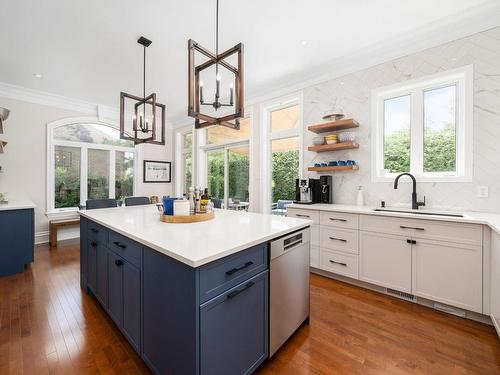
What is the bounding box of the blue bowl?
[314,163,321,167]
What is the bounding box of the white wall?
[302,26,500,212]
[0,96,173,242]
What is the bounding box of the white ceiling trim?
[0,81,175,127]
[170,0,500,128]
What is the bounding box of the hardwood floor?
[0,241,499,374]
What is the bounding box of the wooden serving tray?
[160,211,215,223]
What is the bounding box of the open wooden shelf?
[308,165,359,172]
[308,118,359,134]
[308,141,359,153]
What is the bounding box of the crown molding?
[169,0,500,127]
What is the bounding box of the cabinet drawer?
[287,208,319,224]
[320,227,359,254]
[108,231,142,268]
[88,221,107,245]
[311,246,319,268]
[311,225,319,246]
[200,271,268,375]
[199,243,267,304]
[360,215,482,246]
[320,249,359,279]
[320,211,359,229]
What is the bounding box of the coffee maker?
[295,179,313,204]
[319,175,333,203]
[295,179,323,204]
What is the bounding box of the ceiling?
[1,0,499,126]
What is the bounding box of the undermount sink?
[373,208,464,218]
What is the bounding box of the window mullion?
[411,90,424,176]
[109,150,116,199]
[80,147,88,206]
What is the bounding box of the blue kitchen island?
[79,205,311,375]
[0,200,35,276]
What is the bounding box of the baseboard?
[491,314,500,339]
[310,267,493,326]
[35,229,80,244]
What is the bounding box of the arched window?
[47,118,136,214]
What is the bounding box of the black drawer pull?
[90,241,98,247]
[329,260,347,267]
[406,239,417,244]
[400,225,425,231]
[226,261,254,276]
[227,281,255,300]
[115,259,123,267]
[90,228,99,233]
[113,241,127,249]
[329,237,347,242]
[296,214,310,218]
[329,218,347,222]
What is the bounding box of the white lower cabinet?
[412,239,482,313]
[320,249,358,279]
[359,231,412,293]
[310,246,319,268]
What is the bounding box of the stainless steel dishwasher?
[269,227,310,357]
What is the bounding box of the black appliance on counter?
[319,175,333,203]
[295,178,328,204]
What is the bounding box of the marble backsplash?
[303,26,500,212]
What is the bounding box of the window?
[48,120,136,213]
[262,96,302,214]
[372,66,472,181]
[204,117,251,210]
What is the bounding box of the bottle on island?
[200,188,210,212]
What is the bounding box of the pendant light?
[0,107,9,135]
[188,0,244,129]
[120,36,165,145]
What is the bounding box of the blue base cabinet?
[200,271,268,375]
[0,208,34,276]
[80,217,270,375]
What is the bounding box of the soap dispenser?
[356,186,364,206]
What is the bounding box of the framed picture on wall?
[143,160,171,183]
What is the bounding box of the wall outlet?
[477,186,489,198]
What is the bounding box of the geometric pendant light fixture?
[120,36,165,145]
[0,107,9,154]
[0,107,9,135]
[188,0,244,130]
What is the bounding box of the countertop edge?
[79,210,312,267]
[289,204,500,235]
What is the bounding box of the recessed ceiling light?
[300,40,307,46]
[340,81,345,85]
[451,57,457,62]
[33,73,43,79]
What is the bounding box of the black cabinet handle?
[113,241,127,249]
[296,214,310,218]
[115,259,123,267]
[226,261,254,276]
[406,239,417,244]
[329,260,347,267]
[227,281,255,299]
[400,225,425,231]
[90,241,97,247]
[90,228,99,233]
[329,237,347,242]
[329,218,347,222]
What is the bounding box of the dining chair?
[86,198,117,210]
[125,196,151,206]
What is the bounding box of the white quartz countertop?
[79,206,312,267]
[289,203,500,235]
[0,199,36,211]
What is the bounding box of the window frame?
[371,65,473,182]
[46,117,137,218]
[260,93,304,213]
